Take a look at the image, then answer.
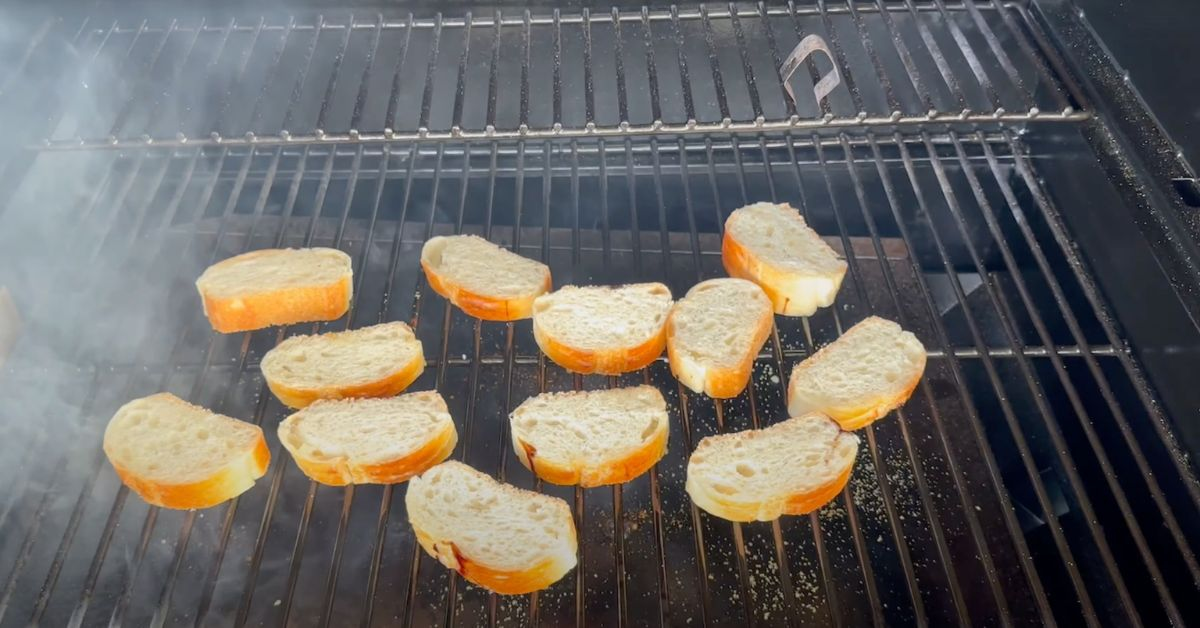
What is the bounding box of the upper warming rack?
[7,1,1088,151]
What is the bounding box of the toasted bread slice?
[531,283,672,375]
[420,235,552,321]
[686,413,858,522]
[406,461,577,594]
[667,278,773,398]
[260,321,425,409]
[196,247,353,333]
[510,385,668,487]
[787,316,926,430]
[278,391,456,485]
[722,202,847,316]
[102,393,270,510]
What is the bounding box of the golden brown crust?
[197,250,352,334]
[411,529,575,595]
[721,217,847,317]
[532,321,667,375]
[281,421,457,486]
[264,350,426,409]
[514,420,668,487]
[783,464,852,516]
[816,370,924,431]
[666,297,773,399]
[688,454,853,522]
[722,231,792,315]
[422,257,551,321]
[110,433,270,510]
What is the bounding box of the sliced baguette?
[510,385,668,487]
[103,393,270,510]
[278,391,456,485]
[196,247,353,333]
[531,283,672,375]
[667,278,773,398]
[685,413,858,522]
[722,202,847,316]
[787,316,926,430]
[421,235,552,321]
[406,461,577,594]
[261,321,425,409]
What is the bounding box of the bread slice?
[102,393,270,510]
[531,283,672,375]
[277,391,456,485]
[722,202,847,316]
[260,321,426,409]
[406,461,577,594]
[787,316,926,430]
[510,385,668,487]
[196,247,353,333]
[667,278,773,398]
[420,235,552,321]
[685,413,858,522]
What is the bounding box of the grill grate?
[1,130,1198,626]
[1,2,1199,626]
[0,2,1085,152]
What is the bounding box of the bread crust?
[109,433,270,510]
[790,369,923,431]
[411,527,577,595]
[666,281,774,398]
[512,417,668,487]
[279,417,456,486]
[196,249,352,333]
[263,350,426,409]
[532,319,667,375]
[407,462,578,594]
[421,251,552,321]
[721,211,847,317]
[786,316,927,430]
[686,447,852,522]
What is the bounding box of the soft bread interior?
[727,202,844,275]
[406,461,575,572]
[261,321,422,389]
[532,283,671,350]
[279,392,453,466]
[788,316,926,410]
[197,248,351,298]
[687,413,858,508]
[670,278,771,368]
[510,386,667,475]
[103,393,264,485]
[422,235,550,298]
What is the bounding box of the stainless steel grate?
[2,1,1199,626]
[1,2,1085,152]
[1,129,1198,626]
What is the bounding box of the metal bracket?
[780,34,842,108]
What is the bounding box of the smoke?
[0,6,264,624]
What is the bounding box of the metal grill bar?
[7,3,1089,152]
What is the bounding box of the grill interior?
[1,2,1199,627]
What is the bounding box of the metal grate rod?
[908,131,1133,623]
[993,133,1200,589]
[945,130,1192,619]
[852,133,1038,622]
[108,19,187,139]
[760,135,933,623]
